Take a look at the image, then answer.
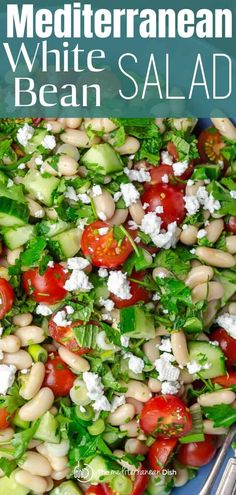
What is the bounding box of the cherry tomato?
[148,438,177,472]
[131,468,149,495]
[111,271,150,309]
[149,163,193,186]
[210,328,236,368]
[212,371,236,387]
[0,408,10,429]
[22,263,67,303]
[141,184,186,229]
[81,221,133,268]
[177,435,218,467]
[0,278,14,319]
[49,313,90,355]
[43,354,76,397]
[32,118,42,126]
[140,395,192,438]
[198,127,225,163]
[86,486,106,495]
[225,216,236,234]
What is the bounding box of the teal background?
[0,0,236,116]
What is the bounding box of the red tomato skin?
[131,468,149,495]
[43,355,76,397]
[86,486,106,495]
[149,162,194,186]
[111,271,150,309]
[210,328,236,368]
[148,438,177,472]
[0,408,10,429]
[212,371,236,387]
[81,221,133,269]
[225,216,236,234]
[0,278,14,319]
[198,127,225,163]
[22,264,67,304]
[141,184,186,229]
[167,142,179,161]
[48,315,90,355]
[177,435,218,467]
[140,395,192,438]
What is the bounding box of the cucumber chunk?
[24,129,47,154]
[50,481,83,495]
[0,472,30,495]
[23,169,59,206]
[0,197,29,226]
[3,224,35,249]
[81,143,124,174]
[86,455,110,483]
[40,220,71,238]
[120,305,155,339]
[33,411,60,443]
[188,340,226,379]
[48,228,83,260]
[179,404,204,444]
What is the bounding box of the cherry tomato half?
[0,278,14,319]
[210,328,236,368]
[149,162,194,186]
[111,271,150,309]
[225,216,236,235]
[43,354,76,397]
[0,408,11,429]
[22,263,67,304]
[48,312,91,355]
[141,184,186,229]
[140,395,192,438]
[81,221,133,269]
[86,486,106,495]
[212,371,236,387]
[198,127,225,163]
[177,435,218,467]
[148,438,177,472]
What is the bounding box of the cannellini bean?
[226,236,236,254]
[124,380,152,402]
[58,346,89,372]
[26,197,45,218]
[6,247,23,265]
[185,180,204,197]
[19,388,54,421]
[14,325,45,346]
[28,439,42,449]
[13,313,33,327]
[171,331,189,366]
[196,247,235,268]
[0,427,14,443]
[185,265,214,289]
[108,208,128,226]
[46,477,54,492]
[120,420,139,437]
[198,389,236,407]
[65,118,82,129]
[229,302,236,315]
[180,225,198,245]
[108,403,136,426]
[126,397,144,414]
[115,136,140,155]
[57,143,80,161]
[203,420,228,435]
[93,189,115,220]
[155,118,166,133]
[148,378,162,393]
[174,466,189,488]
[46,120,65,133]
[211,117,236,140]
[84,118,117,133]
[70,378,90,406]
[14,470,48,493]
[124,439,148,455]
[45,207,58,220]
[49,456,68,472]
[3,350,32,370]
[205,219,224,243]
[191,281,224,303]
[153,267,172,279]
[46,439,69,458]
[19,451,52,476]
[56,155,79,176]
[203,300,219,327]
[143,337,160,363]
[179,369,194,384]
[51,468,69,480]
[20,362,45,400]
[129,200,145,225]
[155,325,169,336]
[0,335,21,353]
[60,129,99,148]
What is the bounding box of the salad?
[0,116,235,495]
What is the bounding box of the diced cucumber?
[120,305,155,339]
[23,169,59,206]
[179,404,204,444]
[40,220,71,238]
[183,317,203,333]
[110,474,133,495]
[0,472,30,495]
[0,197,29,226]
[215,270,236,306]
[188,340,226,379]
[3,224,35,249]
[81,143,124,175]
[86,455,110,483]
[24,129,47,154]
[50,481,83,495]
[33,411,60,443]
[145,474,173,495]
[48,228,83,260]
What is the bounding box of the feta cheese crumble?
[98,268,108,278]
[230,190,236,199]
[158,338,172,353]
[67,257,90,270]
[91,185,102,196]
[0,365,17,395]
[17,123,34,147]
[161,174,169,183]
[215,313,236,339]
[172,161,189,177]
[35,155,43,165]
[53,310,71,327]
[121,335,130,347]
[126,354,145,374]
[42,135,56,150]
[64,270,93,292]
[99,298,115,312]
[161,150,173,165]
[83,371,111,412]
[187,360,211,375]
[110,395,126,413]
[155,357,180,382]
[120,183,140,207]
[36,304,53,316]
[197,229,207,239]
[161,381,181,395]
[124,167,151,183]
[107,271,132,300]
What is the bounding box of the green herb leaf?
[203,404,236,428]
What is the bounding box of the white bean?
[129,200,145,225]
[192,281,224,303]
[0,427,14,443]
[3,350,32,370]
[203,300,219,327]
[203,420,228,435]
[19,451,52,476]
[185,180,204,197]
[46,439,69,458]
[174,467,189,488]
[180,225,198,246]
[226,236,236,254]
[57,155,79,176]
[20,362,45,400]
[19,388,54,421]
[185,265,214,289]
[198,389,235,407]
[211,117,236,140]
[155,325,169,336]
[45,120,65,134]
[65,118,82,129]
[205,219,224,243]
[6,247,23,265]
[196,247,235,268]
[179,369,194,384]
[13,313,33,327]
[60,129,99,148]
[148,378,162,393]
[84,118,117,133]
[124,380,152,402]
[49,456,68,472]
[124,439,148,455]
[14,470,48,493]
[108,403,136,426]
[58,346,89,372]
[46,477,54,492]
[155,118,166,133]
[51,468,69,480]
[120,420,139,437]
[26,197,45,219]
[14,325,45,346]
[171,331,189,366]
[143,337,160,363]
[108,208,128,226]
[93,189,115,220]
[115,136,140,155]
[57,143,80,161]
[229,302,236,315]
[0,335,21,353]
[126,397,144,415]
[45,207,58,220]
